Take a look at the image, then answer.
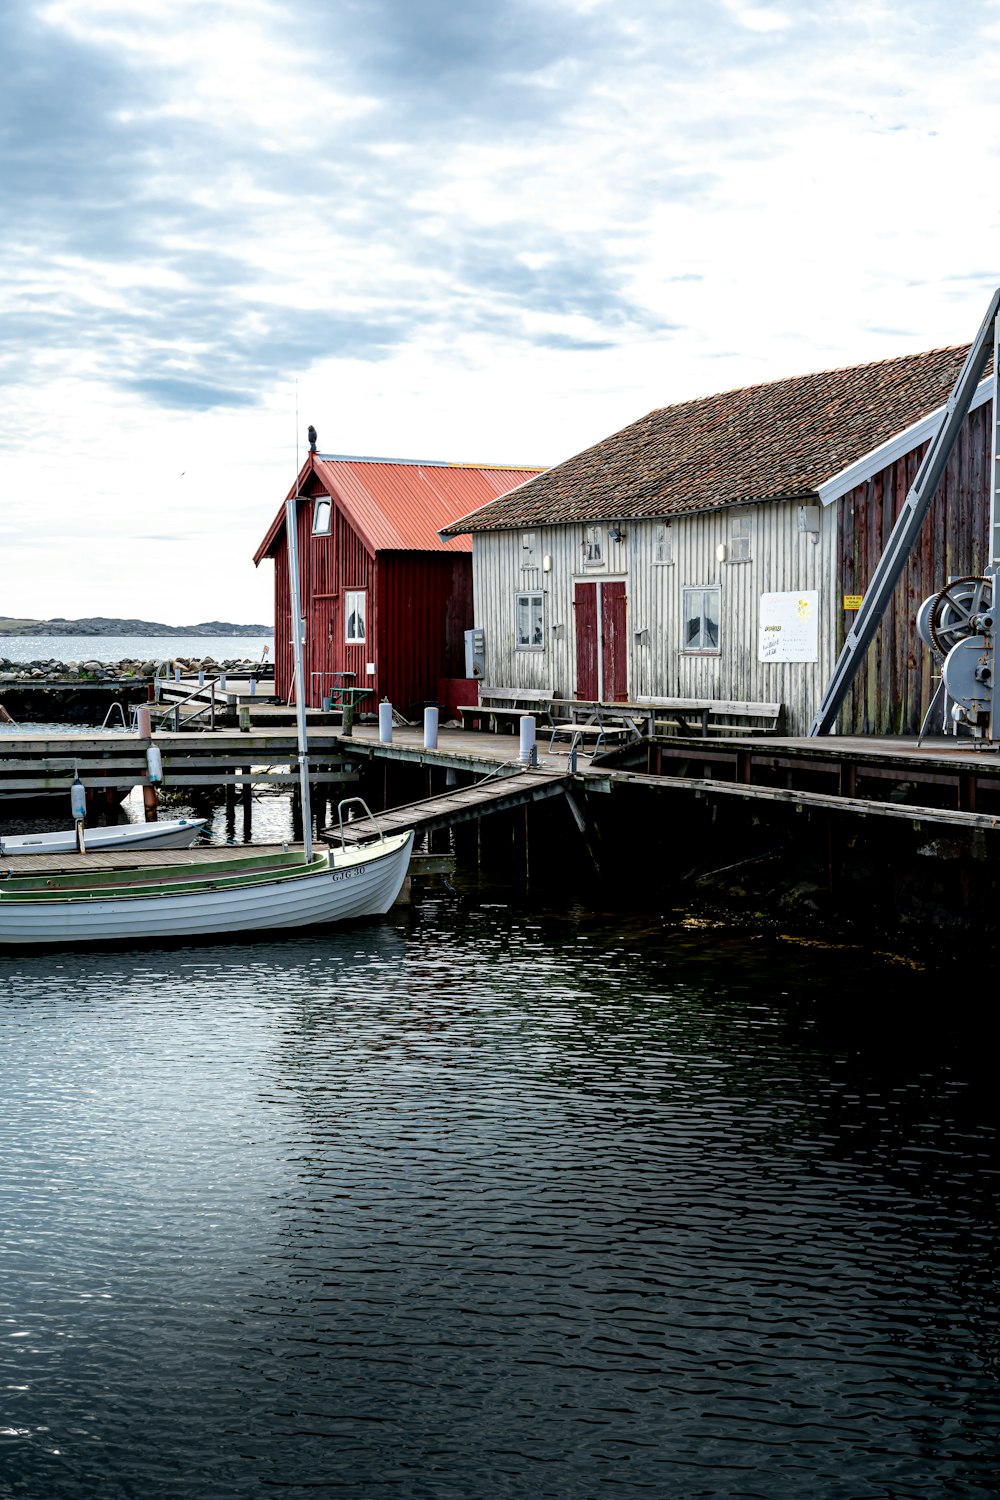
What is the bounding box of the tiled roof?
[254,456,543,562]
[442,345,978,534]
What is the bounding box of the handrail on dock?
[152,677,222,732]
[100,702,129,731]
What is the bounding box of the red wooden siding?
[377,553,473,716]
[838,399,992,735]
[269,490,472,713]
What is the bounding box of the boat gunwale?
[0,831,412,904]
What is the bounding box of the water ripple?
[0,899,997,1498]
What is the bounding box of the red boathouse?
[253,453,542,718]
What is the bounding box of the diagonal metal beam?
[810,287,1000,736]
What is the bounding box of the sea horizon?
[0,633,274,665]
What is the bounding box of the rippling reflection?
[1,895,998,1498]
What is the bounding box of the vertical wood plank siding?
[472,402,992,736]
[473,508,836,732]
[838,400,991,734]
[269,495,472,712]
[377,553,472,717]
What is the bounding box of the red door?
[574,582,599,699]
[575,580,628,700]
[602,581,628,701]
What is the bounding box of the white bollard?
[518,715,536,765]
[249,678,257,697]
[423,705,439,750]
[379,701,394,743]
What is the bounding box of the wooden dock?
[8,715,1000,837]
[324,767,572,847]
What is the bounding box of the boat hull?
[0,832,414,946]
[0,818,208,856]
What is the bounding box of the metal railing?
[151,677,222,732]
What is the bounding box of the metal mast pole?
[809,286,1000,736]
[285,494,313,860]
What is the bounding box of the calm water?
[0,635,272,665]
[1,894,998,1500]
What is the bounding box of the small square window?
[312,497,332,536]
[682,586,721,652]
[654,521,673,565]
[583,525,603,565]
[515,592,544,650]
[345,590,366,644]
[730,514,751,562]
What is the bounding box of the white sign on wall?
[758,591,819,663]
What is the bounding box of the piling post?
[142,784,159,823]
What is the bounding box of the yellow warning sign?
[843,594,863,610]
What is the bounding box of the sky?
[2,0,999,627]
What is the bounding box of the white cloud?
[1,0,999,623]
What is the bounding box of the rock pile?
[0,656,273,683]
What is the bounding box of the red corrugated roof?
[254,455,543,563]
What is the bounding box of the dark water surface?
[1,892,998,1499]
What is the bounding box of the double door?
[574,579,628,701]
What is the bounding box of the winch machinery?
[915,575,997,736]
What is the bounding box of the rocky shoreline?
[0,655,273,684]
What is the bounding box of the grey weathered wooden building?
[443,347,993,735]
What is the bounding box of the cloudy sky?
[2,0,998,626]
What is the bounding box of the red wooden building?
[253,453,542,717]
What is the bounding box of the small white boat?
[0,817,207,857]
[0,828,414,946]
[0,486,414,949]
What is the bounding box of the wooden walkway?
[323,768,572,847]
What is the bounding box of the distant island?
[0,616,272,638]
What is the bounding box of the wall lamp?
[608,526,626,544]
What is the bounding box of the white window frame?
[583,524,604,566]
[312,497,332,536]
[729,514,751,562]
[653,521,673,565]
[345,590,367,644]
[682,585,721,654]
[515,591,545,651]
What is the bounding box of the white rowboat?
[0,830,414,946]
[0,817,207,857]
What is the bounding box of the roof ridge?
[315,453,544,470]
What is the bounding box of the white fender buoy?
[379,701,394,744]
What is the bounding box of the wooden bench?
[458,686,555,734]
[636,696,785,737]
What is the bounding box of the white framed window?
[312,497,332,536]
[515,591,544,650]
[682,586,720,653]
[730,514,751,562]
[583,524,604,566]
[653,521,673,565]
[345,590,366,644]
